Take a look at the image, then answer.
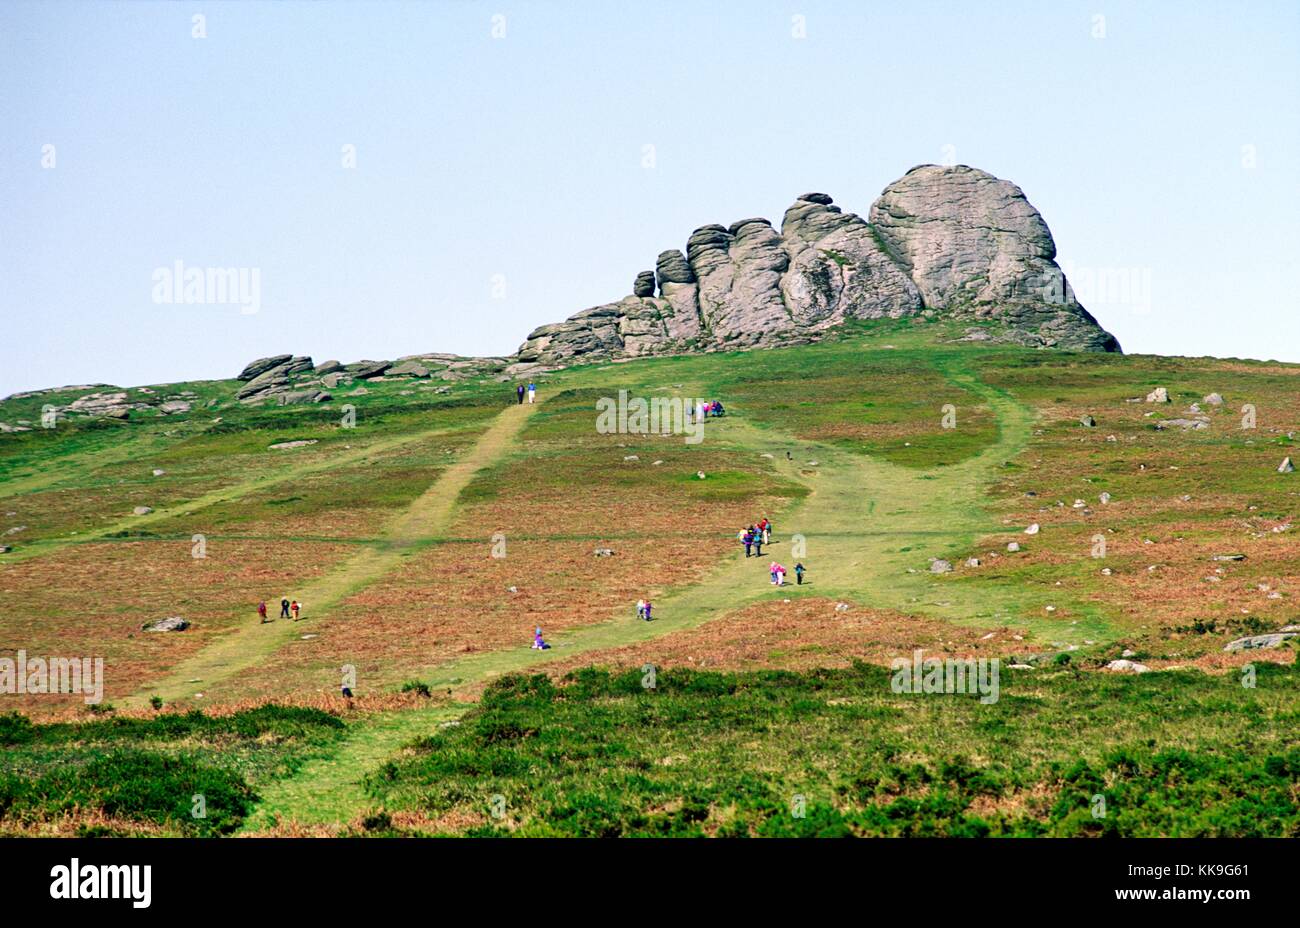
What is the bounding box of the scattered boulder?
[1007,541,1021,552]
[158,400,192,415]
[132,506,153,516]
[1099,492,1111,504]
[929,559,953,573]
[1203,392,1224,406]
[966,557,980,567]
[315,360,343,376]
[1154,418,1208,430]
[1105,659,1150,673]
[1080,415,1096,427]
[268,440,319,450]
[1279,457,1294,474]
[1024,523,1040,535]
[1146,387,1169,403]
[1223,632,1298,651]
[142,616,190,632]
[592,547,615,557]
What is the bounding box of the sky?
[1,0,1298,396]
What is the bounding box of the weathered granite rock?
[871,166,1119,351]
[143,616,190,632]
[633,271,656,297]
[515,165,1119,366]
[1223,632,1297,651]
[387,361,430,377]
[238,355,292,380]
[347,360,392,379]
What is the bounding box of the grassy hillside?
[1,316,1297,836]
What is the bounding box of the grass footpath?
[125,402,541,709]
[243,355,1057,830]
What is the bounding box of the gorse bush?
[362,663,1300,837]
[0,706,347,835]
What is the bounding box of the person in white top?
[528,382,536,404]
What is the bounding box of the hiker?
[280,598,291,619]
[516,384,525,405]
[713,400,725,417]
[532,627,551,650]
[754,530,763,557]
[760,518,771,545]
[291,600,301,621]
[636,599,646,620]
[795,562,806,585]
[769,561,778,585]
[775,564,786,586]
[528,381,536,404]
[742,529,753,558]
[643,601,653,622]
[258,601,268,623]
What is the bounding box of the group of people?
[691,399,725,421]
[514,382,537,405]
[766,561,805,586]
[739,518,773,557]
[257,599,301,623]
[738,517,807,585]
[635,599,654,622]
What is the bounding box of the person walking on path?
[754,531,764,557]
[258,601,268,623]
[279,598,291,619]
[636,599,647,620]
[775,563,786,586]
[291,600,301,621]
[532,627,551,650]
[743,529,753,558]
[516,384,525,405]
[795,562,806,585]
[528,382,536,404]
[760,518,771,546]
[643,601,653,621]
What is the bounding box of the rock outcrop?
[517,164,1120,365]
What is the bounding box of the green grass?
[361,662,1300,837]
[0,706,346,836]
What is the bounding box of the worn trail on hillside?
[1,421,478,565]
[245,356,1051,831]
[124,403,538,708]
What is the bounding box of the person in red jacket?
[257,601,268,623]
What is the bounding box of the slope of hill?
[1,317,1297,836]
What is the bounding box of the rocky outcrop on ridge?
[517,164,1119,365]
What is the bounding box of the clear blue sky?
[2,0,1297,396]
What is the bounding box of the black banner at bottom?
[0,837,1283,914]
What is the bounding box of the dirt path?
[242,357,1053,831]
[124,403,538,708]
